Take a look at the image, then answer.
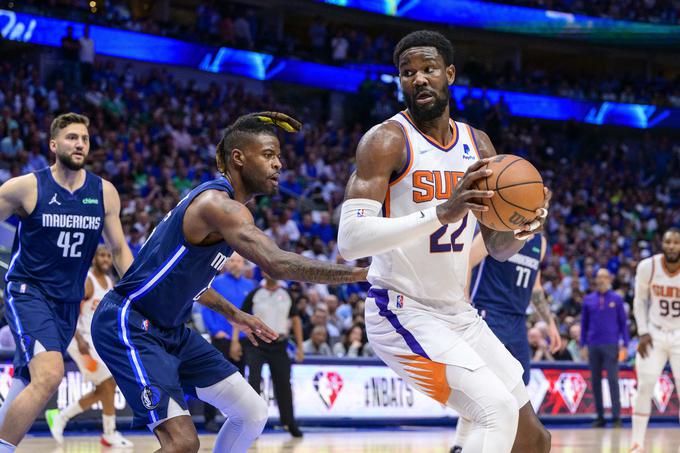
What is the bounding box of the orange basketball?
[472,154,544,232]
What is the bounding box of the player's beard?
[405,85,450,124]
[663,250,680,264]
[57,151,85,171]
[242,167,276,196]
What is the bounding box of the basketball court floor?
[14,425,680,452]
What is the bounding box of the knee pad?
[197,373,268,426]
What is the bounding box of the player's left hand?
[515,187,551,241]
[232,311,279,346]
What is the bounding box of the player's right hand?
[436,158,494,225]
[637,334,653,358]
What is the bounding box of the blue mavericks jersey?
[470,235,542,316]
[114,177,234,328]
[6,168,104,303]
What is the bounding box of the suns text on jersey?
[412,170,465,203]
[652,285,680,299]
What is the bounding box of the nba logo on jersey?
[357,209,366,217]
[141,319,150,331]
[396,294,404,308]
[19,283,26,294]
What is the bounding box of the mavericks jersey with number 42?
[6,168,104,303]
[368,111,480,314]
[470,234,542,317]
[637,253,680,331]
[114,177,234,329]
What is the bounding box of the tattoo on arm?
[480,225,524,261]
[198,289,238,321]
[531,289,553,324]
[275,252,360,284]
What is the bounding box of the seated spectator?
[529,327,554,361]
[552,332,573,361]
[567,324,587,362]
[303,325,332,356]
[332,324,374,358]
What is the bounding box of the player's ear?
[49,138,58,153]
[231,148,245,167]
[446,65,455,85]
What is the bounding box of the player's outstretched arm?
[0,174,37,222]
[531,236,561,352]
[101,180,134,277]
[473,128,550,261]
[198,288,278,346]
[339,122,493,260]
[199,192,366,284]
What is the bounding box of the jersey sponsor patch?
[82,197,99,205]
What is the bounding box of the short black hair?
[215,113,278,173]
[665,227,680,236]
[393,30,454,67]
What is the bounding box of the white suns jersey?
[637,254,680,332]
[78,271,113,336]
[368,111,480,314]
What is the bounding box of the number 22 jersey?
[367,111,480,314]
[6,168,104,304]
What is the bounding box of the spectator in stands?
[552,332,573,361]
[79,25,95,85]
[581,268,628,427]
[1,127,23,159]
[332,324,374,357]
[60,25,81,87]
[303,325,332,356]
[528,327,554,361]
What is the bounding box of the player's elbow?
[337,226,367,261]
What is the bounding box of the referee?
[233,274,304,437]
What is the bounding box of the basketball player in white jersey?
[338,30,551,453]
[631,227,680,453]
[45,245,132,447]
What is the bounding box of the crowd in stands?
[490,0,679,25]
[1,42,679,363]
[9,1,680,107]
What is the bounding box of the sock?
[0,439,16,452]
[102,414,116,435]
[631,413,649,447]
[453,416,472,449]
[0,379,26,428]
[61,401,84,422]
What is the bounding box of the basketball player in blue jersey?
[90,112,367,453]
[338,31,551,453]
[0,113,133,452]
[451,233,560,452]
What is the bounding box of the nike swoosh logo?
[419,211,425,218]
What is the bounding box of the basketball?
[472,154,545,232]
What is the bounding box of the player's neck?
[663,256,680,273]
[410,109,452,145]
[51,164,85,192]
[222,170,250,203]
